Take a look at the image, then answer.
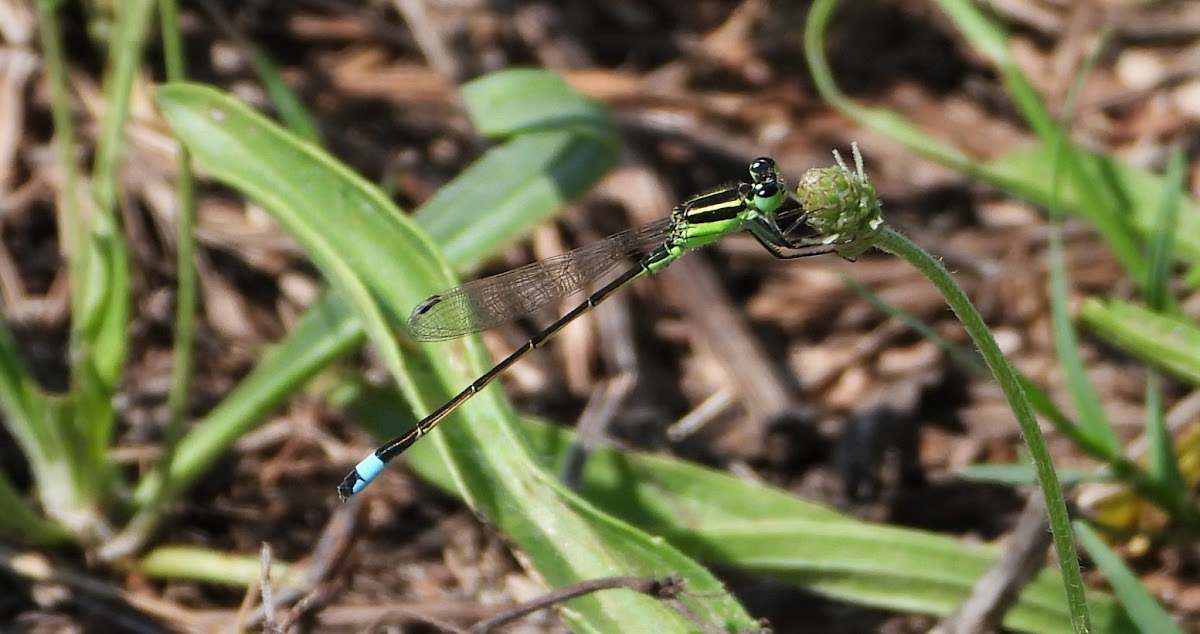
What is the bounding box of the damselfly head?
[751,180,786,213]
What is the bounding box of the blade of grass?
[416,132,618,269]
[33,0,132,527]
[1074,521,1184,634]
[37,0,83,288]
[988,148,1200,265]
[104,0,203,562]
[1045,184,1118,455]
[1080,299,1200,386]
[12,2,77,518]
[1043,29,1121,457]
[415,70,618,268]
[80,0,151,432]
[1145,148,1184,312]
[135,545,300,588]
[0,316,72,544]
[91,0,154,216]
[126,295,362,510]
[957,464,1101,488]
[461,68,614,139]
[0,320,52,470]
[60,0,155,516]
[0,476,70,545]
[1143,147,1188,495]
[62,214,127,515]
[159,0,197,487]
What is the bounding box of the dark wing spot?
[412,295,443,316]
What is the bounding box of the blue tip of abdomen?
[338,453,387,500]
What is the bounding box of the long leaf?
[157,81,753,632]
[1080,299,1200,386]
[128,70,615,534]
[401,414,1137,634]
[1075,522,1183,634]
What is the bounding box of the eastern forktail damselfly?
[339,157,834,499]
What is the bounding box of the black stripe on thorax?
[680,186,750,225]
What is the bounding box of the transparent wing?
[408,217,673,341]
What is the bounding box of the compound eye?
[749,157,777,183]
[752,180,785,211]
[755,182,779,198]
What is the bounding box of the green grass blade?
[988,148,1200,265]
[1074,521,1184,634]
[129,0,203,549]
[1041,29,1121,456]
[932,0,1053,138]
[74,213,127,476]
[157,82,754,632]
[0,475,70,545]
[33,0,129,518]
[0,309,97,535]
[91,0,154,216]
[804,0,975,172]
[242,48,320,143]
[695,522,1104,634]
[416,70,618,269]
[69,0,154,507]
[135,545,300,588]
[1146,148,1184,311]
[36,0,83,305]
[460,68,615,139]
[957,463,1101,488]
[416,132,617,269]
[1143,148,1187,494]
[1080,299,1200,385]
[0,318,75,544]
[1144,371,1185,496]
[0,314,53,466]
[1046,198,1119,455]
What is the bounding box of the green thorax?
[648,180,787,273]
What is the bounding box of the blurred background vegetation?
[1,0,1199,632]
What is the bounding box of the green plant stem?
[31,0,78,482]
[34,0,112,530]
[874,226,1091,634]
[102,0,198,562]
[157,0,197,501]
[38,1,83,307]
[92,0,155,215]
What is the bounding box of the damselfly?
[339,157,834,499]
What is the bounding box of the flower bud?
[794,143,883,259]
